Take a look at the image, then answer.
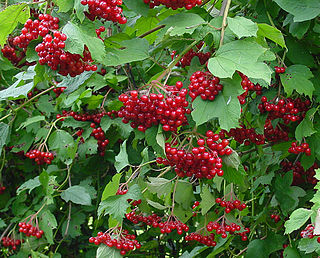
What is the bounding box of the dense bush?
[0,0,319,257]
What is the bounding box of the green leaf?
[280,65,314,97]
[158,13,205,36]
[289,20,311,39]
[200,185,215,215]
[35,95,55,116]
[295,108,316,142]
[61,212,86,238]
[114,140,129,172]
[283,246,301,258]
[39,210,57,244]
[147,177,173,199]
[78,138,98,158]
[17,116,45,131]
[273,0,320,22]
[223,165,247,187]
[0,122,9,156]
[0,4,30,46]
[191,75,244,130]
[54,0,74,12]
[103,38,150,66]
[59,71,93,94]
[176,180,194,209]
[100,117,133,138]
[0,81,33,101]
[284,208,313,234]
[0,219,6,229]
[97,245,122,258]
[62,21,106,64]
[257,23,286,48]
[227,16,258,38]
[98,184,142,222]
[222,150,241,170]
[145,126,165,156]
[48,130,77,164]
[16,176,41,195]
[146,199,167,210]
[39,170,49,194]
[298,237,320,254]
[101,173,122,201]
[123,0,150,16]
[208,38,273,84]
[61,185,92,206]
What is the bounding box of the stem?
[138,25,165,38]
[171,179,179,215]
[57,165,72,191]
[0,148,6,182]
[219,0,232,47]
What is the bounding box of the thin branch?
[219,0,232,47]
[138,25,165,39]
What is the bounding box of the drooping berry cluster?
[235,227,250,241]
[89,229,141,256]
[53,87,66,97]
[281,161,318,185]
[18,222,44,239]
[126,211,162,226]
[188,71,223,101]
[270,214,280,223]
[156,131,232,179]
[1,40,26,67]
[258,96,311,124]
[263,119,290,142]
[81,0,127,24]
[36,32,97,77]
[185,232,216,246]
[57,110,116,124]
[96,26,105,41]
[25,149,54,165]
[144,0,202,10]
[118,82,190,132]
[220,127,265,146]
[238,73,262,105]
[0,185,6,194]
[288,142,311,156]
[300,224,315,239]
[206,221,241,238]
[275,66,286,74]
[91,126,110,156]
[171,42,211,68]
[215,198,247,213]
[1,237,21,251]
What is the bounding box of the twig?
[138,25,165,39]
[219,0,232,47]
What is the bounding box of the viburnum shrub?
[0,0,319,257]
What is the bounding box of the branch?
[138,25,165,38]
[219,0,232,47]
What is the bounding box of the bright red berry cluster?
[288,142,311,156]
[53,87,66,97]
[185,232,217,246]
[215,198,247,213]
[1,39,26,66]
[144,0,202,10]
[188,71,223,101]
[96,26,105,41]
[89,229,141,256]
[238,73,262,105]
[0,185,6,194]
[275,66,286,74]
[25,149,54,165]
[206,221,247,240]
[263,119,290,142]
[300,224,315,239]
[18,222,44,239]
[157,131,232,179]
[57,110,116,124]
[171,42,211,68]
[1,237,21,251]
[126,211,162,226]
[258,97,311,124]
[91,126,109,156]
[118,82,190,132]
[270,214,280,223]
[220,127,265,146]
[281,161,318,185]
[80,0,127,24]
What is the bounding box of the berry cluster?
[53,87,66,97]
[0,185,6,194]
[96,26,105,41]
[25,149,54,165]
[157,131,232,179]
[215,198,247,213]
[57,110,116,124]
[1,237,21,251]
[281,161,318,185]
[206,221,243,239]
[81,0,127,24]
[270,214,280,223]
[89,229,141,256]
[258,97,311,124]
[263,119,289,142]
[220,127,265,146]
[300,224,315,239]
[18,222,44,239]
[238,73,262,105]
[116,186,142,206]
[118,82,190,132]
[126,211,162,226]
[288,142,311,156]
[144,0,202,10]
[185,232,216,247]
[188,71,223,101]
[171,42,211,68]
[275,66,286,74]
[192,201,200,209]
[91,126,109,156]
[235,228,250,241]
[1,41,25,66]
[36,33,97,77]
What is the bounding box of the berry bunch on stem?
[18,221,44,239]
[25,149,54,165]
[185,227,217,247]
[144,0,202,10]
[118,81,190,132]
[215,196,247,214]
[89,228,141,256]
[156,130,232,179]
[288,141,311,156]
[238,72,262,105]
[1,236,22,251]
